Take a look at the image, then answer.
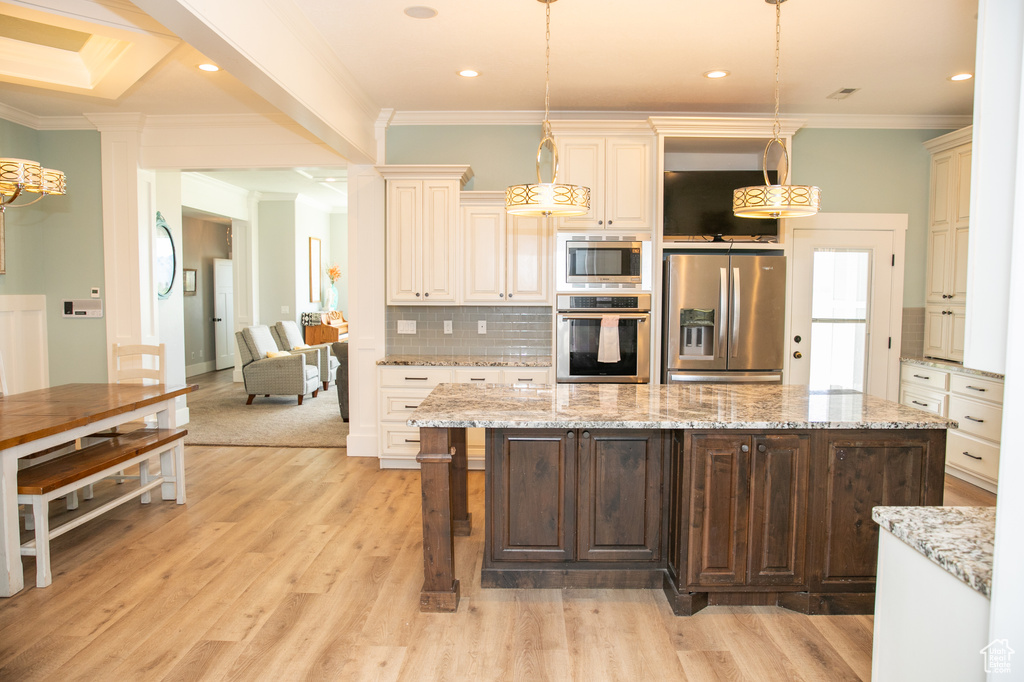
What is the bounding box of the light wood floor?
[1,409,995,680]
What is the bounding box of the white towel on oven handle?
[597,315,620,363]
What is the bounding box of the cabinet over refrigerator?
[663,253,786,383]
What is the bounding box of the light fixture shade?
[39,169,67,195]
[733,184,821,218]
[0,158,42,194]
[505,182,590,216]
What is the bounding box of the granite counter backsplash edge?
[901,357,1004,380]
[379,354,553,367]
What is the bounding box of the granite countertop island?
[872,505,995,597]
[409,382,957,430]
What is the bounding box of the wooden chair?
[112,343,166,386]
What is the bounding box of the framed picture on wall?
[309,237,322,303]
[183,268,197,295]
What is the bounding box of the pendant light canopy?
[505,0,590,217]
[733,0,820,219]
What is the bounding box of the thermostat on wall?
[62,299,103,318]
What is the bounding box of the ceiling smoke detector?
[827,87,860,101]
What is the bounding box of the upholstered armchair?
[236,326,321,405]
[273,320,339,391]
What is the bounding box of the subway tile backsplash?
[901,307,925,357]
[386,306,552,356]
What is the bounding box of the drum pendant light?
[733,0,820,219]
[505,0,590,217]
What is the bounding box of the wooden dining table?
[0,383,195,597]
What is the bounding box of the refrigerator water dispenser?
[679,308,715,356]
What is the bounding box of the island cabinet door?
[687,434,751,587]
[746,434,810,587]
[811,432,942,592]
[576,430,663,562]
[489,429,577,562]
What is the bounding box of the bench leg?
[139,460,151,504]
[82,484,94,500]
[65,491,79,511]
[32,500,51,588]
[23,507,34,531]
[160,441,186,504]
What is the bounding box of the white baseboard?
[345,433,380,458]
[185,360,216,378]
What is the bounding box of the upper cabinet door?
[462,205,507,303]
[556,137,604,230]
[954,147,972,226]
[421,181,458,303]
[605,137,653,230]
[386,180,423,303]
[506,214,550,303]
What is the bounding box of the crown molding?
[649,116,805,138]
[374,164,474,186]
[0,102,94,130]
[924,125,974,152]
[184,172,252,199]
[460,190,505,206]
[388,109,974,131]
[83,112,146,132]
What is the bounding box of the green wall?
[0,119,107,383]
[792,128,952,307]
[387,124,949,308]
[386,125,543,191]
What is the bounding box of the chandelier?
[733,0,820,219]
[0,158,67,274]
[505,0,590,217]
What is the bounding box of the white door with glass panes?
[786,215,905,401]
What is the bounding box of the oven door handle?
[559,314,648,321]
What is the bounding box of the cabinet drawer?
[380,389,433,421]
[379,366,453,388]
[899,388,947,417]
[950,373,1004,404]
[947,431,1000,482]
[900,364,950,391]
[502,368,552,385]
[453,368,504,384]
[948,395,1002,442]
[380,423,424,455]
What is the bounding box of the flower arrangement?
[326,264,342,284]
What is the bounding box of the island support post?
[417,426,471,612]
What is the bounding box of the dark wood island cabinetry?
[409,383,953,615]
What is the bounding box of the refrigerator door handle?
[719,267,728,358]
[731,267,740,358]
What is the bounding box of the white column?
[86,113,155,377]
[345,165,385,458]
[230,195,260,382]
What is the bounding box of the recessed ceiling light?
[404,6,438,19]
[198,63,219,72]
[459,69,479,78]
[949,72,973,81]
[704,70,730,79]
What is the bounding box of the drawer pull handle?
[404,405,419,409]
[405,438,420,444]
[470,378,486,381]
[406,377,428,381]
[964,415,985,423]
[965,385,987,392]
[962,451,982,460]
[517,378,533,382]
[911,400,929,407]
[912,374,931,380]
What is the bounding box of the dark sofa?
[332,341,349,421]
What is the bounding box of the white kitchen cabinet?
[378,364,553,468]
[899,359,1002,492]
[462,197,551,304]
[923,129,971,360]
[553,135,654,231]
[380,166,472,305]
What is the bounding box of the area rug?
[184,389,349,448]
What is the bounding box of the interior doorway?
[181,209,234,378]
[785,214,907,400]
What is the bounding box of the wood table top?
[0,383,196,450]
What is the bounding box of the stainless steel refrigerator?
[663,253,786,383]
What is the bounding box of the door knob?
[793,351,803,359]
[793,335,802,343]
[212,318,222,322]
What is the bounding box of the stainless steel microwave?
[556,235,652,290]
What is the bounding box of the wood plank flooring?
[1,417,995,679]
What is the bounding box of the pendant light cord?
[773,0,781,142]
[543,0,552,139]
